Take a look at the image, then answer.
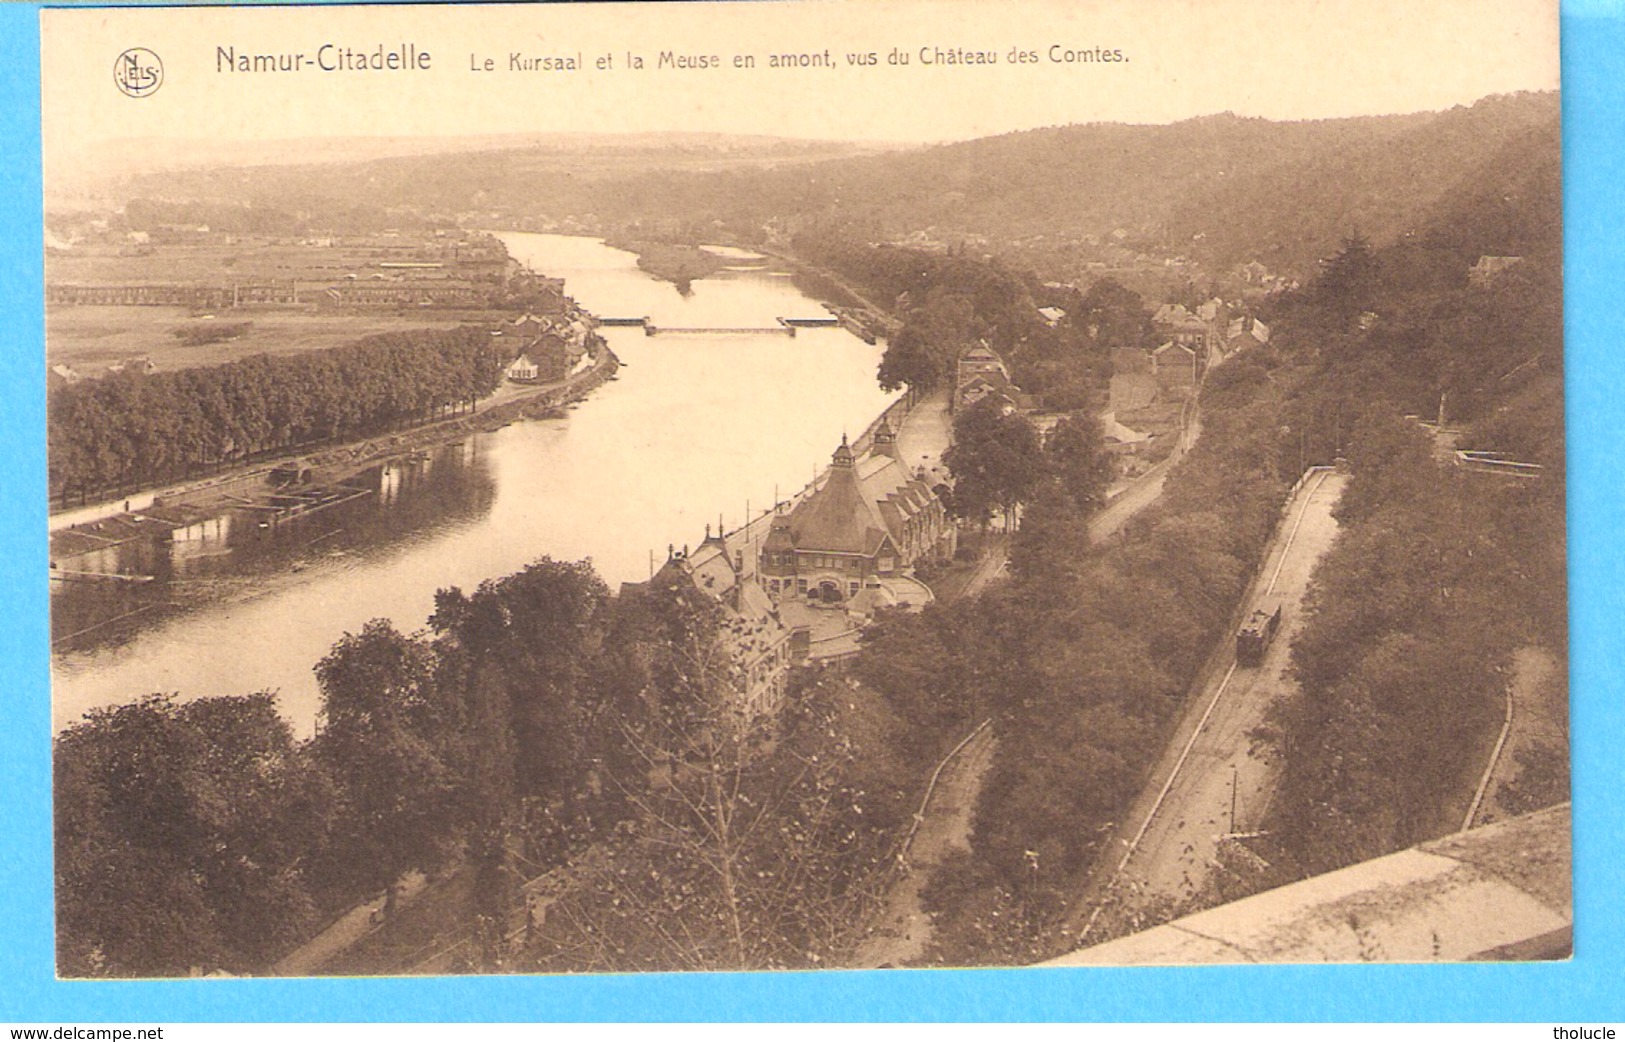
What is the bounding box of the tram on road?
[1235,596,1284,667]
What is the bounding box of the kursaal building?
[760,420,954,609]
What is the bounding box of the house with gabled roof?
[505,353,540,382]
[1152,341,1199,394]
[509,312,552,338]
[643,530,794,723]
[954,342,1020,414]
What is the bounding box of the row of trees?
[49,327,506,502]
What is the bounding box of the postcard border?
[5,0,1621,1022]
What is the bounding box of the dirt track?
[850,725,997,968]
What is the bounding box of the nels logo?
[114,48,163,98]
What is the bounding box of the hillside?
[79,92,1559,285]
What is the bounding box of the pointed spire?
[832,434,855,468]
[874,416,900,459]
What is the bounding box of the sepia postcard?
[40,0,1571,996]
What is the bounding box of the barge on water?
[230,482,373,528]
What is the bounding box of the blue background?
[2,0,1619,1023]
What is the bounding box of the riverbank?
[755,245,902,344]
[48,340,619,565]
[301,339,618,488]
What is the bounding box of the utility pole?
[1229,764,1239,835]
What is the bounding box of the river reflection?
[52,234,897,736]
[51,443,497,660]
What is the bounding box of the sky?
[41,0,1559,181]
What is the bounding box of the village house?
[500,309,588,384]
[504,353,540,382]
[508,312,554,338]
[1151,341,1199,395]
[1222,315,1270,359]
[1101,410,1152,455]
[953,342,1029,414]
[1152,302,1213,352]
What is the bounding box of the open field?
[45,233,519,373]
[46,305,494,373]
[46,235,496,285]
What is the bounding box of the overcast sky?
[42,0,1559,179]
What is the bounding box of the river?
[50,234,898,736]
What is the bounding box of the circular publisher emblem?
[114,48,163,98]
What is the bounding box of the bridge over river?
[597,315,841,337]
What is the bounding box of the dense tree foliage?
[832,185,1563,961]
[1212,206,1566,896]
[1258,420,1565,876]
[56,694,335,976]
[1043,412,1115,514]
[875,293,975,393]
[1310,234,1381,326]
[55,556,617,976]
[943,401,1044,530]
[49,326,505,502]
[795,240,1113,409]
[519,652,909,971]
[54,92,1563,972]
[308,621,464,901]
[54,554,906,975]
[938,358,1295,960]
[1075,278,1157,350]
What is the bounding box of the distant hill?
[735,91,1559,277]
[47,132,908,213]
[67,93,1558,282]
